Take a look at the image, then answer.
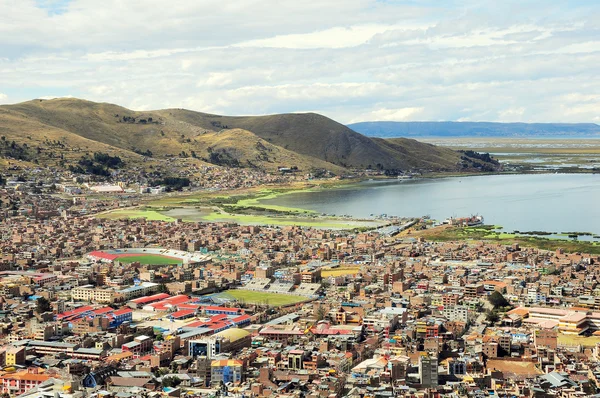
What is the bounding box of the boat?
[443,215,484,226]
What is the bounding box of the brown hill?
[1,98,344,173]
[157,109,466,171]
[0,98,499,174]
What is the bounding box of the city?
[1,177,600,397]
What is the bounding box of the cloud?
[38,95,74,100]
[1,0,599,123]
[349,107,425,123]
[235,24,411,49]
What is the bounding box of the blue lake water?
[262,174,600,235]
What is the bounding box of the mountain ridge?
[0,98,500,175]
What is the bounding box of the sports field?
[215,289,307,306]
[321,267,361,277]
[557,333,600,347]
[114,254,182,265]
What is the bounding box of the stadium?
[87,248,211,266]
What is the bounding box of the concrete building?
[418,353,438,388]
[211,359,243,385]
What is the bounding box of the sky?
[1,0,599,124]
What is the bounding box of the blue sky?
[1,0,599,123]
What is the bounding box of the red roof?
[202,306,243,313]
[113,308,133,316]
[92,307,114,315]
[170,309,196,319]
[148,295,190,310]
[186,320,205,328]
[57,305,95,319]
[233,314,251,323]
[177,304,200,310]
[130,293,170,304]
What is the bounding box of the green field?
[215,289,308,306]
[558,333,600,347]
[418,225,600,254]
[234,189,316,213]
[97,208,176,221]
[115,254,182,265]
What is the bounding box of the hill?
[0,99,344,174]
[348,121,600,138]
[152,109,494,171]
[0,98,500,175]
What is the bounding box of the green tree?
[315,305,327,321]
[36,297,51,313]
[488,291,510,309]
[161,376,181,388]
[486,309,499,324]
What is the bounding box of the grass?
[215,289,307,306]
[233,189,316,213]
[416,224,600,254]
[94,203,381,230]
[202,211,377,229]
[115,254,182,265]
[321,267,361,277]
[96,208,176,221]
[558,333,600,347]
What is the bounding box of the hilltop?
[349,121,600,138]
[0,98,499,175]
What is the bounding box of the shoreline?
[95,170,599,231]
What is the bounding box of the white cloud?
[1,0,599,123]
[498,107,526,121]
[236,24,411,49]
[347,107,426,124]
[38,95,74,100]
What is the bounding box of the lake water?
[262,174,600,235]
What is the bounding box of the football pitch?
[115,254,182,265]
[215,290,307,306]
[321,267,361,277]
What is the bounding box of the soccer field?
[557,333,600,347]
[115,254,183,265]
[216,290,307,306]
[321,267,361,277]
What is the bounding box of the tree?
[488,291,510,309]
[315,305,327,321]
[486,309,499,324]
[36,297,51,313]
[161,376,181,388]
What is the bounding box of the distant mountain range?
[0,98,499,175]
[348,121,600,138]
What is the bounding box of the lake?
[261,174,600,235]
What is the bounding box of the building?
[71,285,118,303]
[211,359,244,385]
[534,329,558,349]
[188,328,251,359]
[117,282,160,301]
[5,346,25,366]
[121,336,152,358]
[464,284,483,299]
[0,369,51,396]
[442,305,469,323]
[418,353,438,388]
